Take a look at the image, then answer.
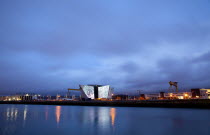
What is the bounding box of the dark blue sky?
[0,0,210,94]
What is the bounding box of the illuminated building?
[164,92,192,99]
[112,95,128,100]
[140,92,192,100]
[144,93,160,100]
[79,85,112,99]
[191,88,210,99]
[1,93,38,101]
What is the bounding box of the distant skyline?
[0,0,210,94]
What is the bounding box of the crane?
[168,81,178,93]
[67,88,81,98]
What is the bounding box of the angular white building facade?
[80,85,95,99]
[80,85,112,99]
[98,85,110,98]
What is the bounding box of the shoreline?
[1,99,210,109]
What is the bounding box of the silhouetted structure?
[168,81,178,92]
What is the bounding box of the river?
[0,104,209,135]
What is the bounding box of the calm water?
[0,104,210,135]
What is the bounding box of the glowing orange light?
[110,108,116,126]
[55,106,61,124]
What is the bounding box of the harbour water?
[0,104,210,135]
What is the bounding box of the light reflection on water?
[0,104,210,135]
[110,108,116,126]
[23,105,27,121]
[45,106,48,120]
[6,106,18,121]
[55,106,61,124]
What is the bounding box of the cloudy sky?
[0,0,210,94]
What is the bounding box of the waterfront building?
[140,92,192,100]
[144,93,160,100]
[0,96,7,101]
[112,94,128,100]
[1,93,38,101]
[79,85,112,100]
[191,88,210,99]
[164,92,192,99]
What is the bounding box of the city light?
[55,106,61,124]
[110,108,116,126]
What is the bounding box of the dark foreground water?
[0,104,210,135]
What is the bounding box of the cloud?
[0,0,210,94]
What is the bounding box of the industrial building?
[140,91,195,100]
[144,93,160,100]
[191,88,210,99]
[164,92,192,99]
[112,94,128,100]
